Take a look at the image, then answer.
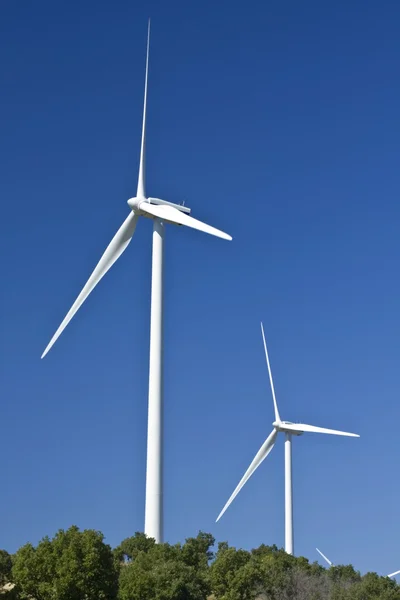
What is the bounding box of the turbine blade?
[41,211,138,358]
[140,202,232,240]
[216,428,278,522]
[316,547,333,566]
[282,422,359,437]
[388,570,400,578]
[260,322,281,422]
[137,19,150,197]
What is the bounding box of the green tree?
[12,526,118,600]
[0,549,12,585]
[180,532,215,570]
[327,564,361,585]
[118,540,209,600]
[251,543,280,557]
[6,528,400,600]
[114,532,156,564]
[351,572,400,600]
[210,544,251,599]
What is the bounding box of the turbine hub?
[127,196,147,212]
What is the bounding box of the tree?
[180,532,215,570]
[210,544,251,599]
[12,525,118,600]
[351,572,400,600]
[327,564,361,585]
[0,550,12,586]
[118,540,210,600]
[5,527,400,600]
[114,532,156,564]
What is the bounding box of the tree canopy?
[0,550,12,586]
[10,526,118,600]
[1,527,399,600]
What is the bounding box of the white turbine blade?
[136,19,150,198]
[140,202,232,240]
[388,570,400,578]
[316,547,333,566]
[41,211,138,358]
[260,322,281,422]
[216,428,278,522]
[283,422,359,437]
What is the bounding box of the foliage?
[114,532,156,564]
[11,526,118,600]
[2,527,399,600]
[118,532,213,600]
[0,550,12,586]
[210,543,251,598]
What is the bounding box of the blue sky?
[1,0,400,577]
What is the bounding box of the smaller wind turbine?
[216,323,359,555]
[316,548,400,579]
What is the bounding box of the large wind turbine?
[216,323,359,555]
[41,21,231,543]
[316,548,400,579]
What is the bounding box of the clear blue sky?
[1,0,399,577]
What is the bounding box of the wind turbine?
[216,323,359,555]
[316,548,400,579]
[41,21,232,543]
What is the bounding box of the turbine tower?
[41,21,232,543]
[216,323,359,555]
[316,548,400,579]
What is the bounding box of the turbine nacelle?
[127,196,192,217]
[275,421,303,436]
